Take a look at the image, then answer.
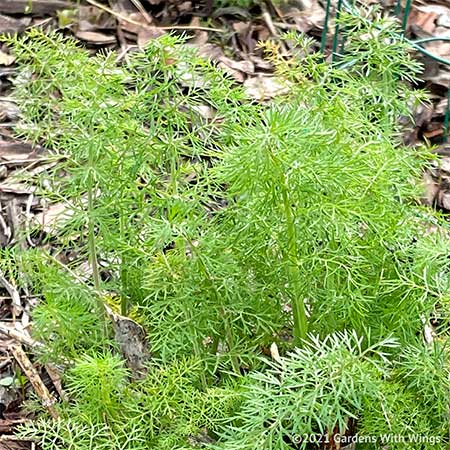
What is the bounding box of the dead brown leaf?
[104,304,151,380]
[137,27,165,48]
[408,6,438,34]
[426,71,450,90]
[76,5,116,32]
[118,12,150,34]
[279,0,325,33]
[0,142,41,163]
[75,30,117,45]
[33,202,73,233]
[244,75,291,100]
[0,0,71,16]
[0,15,31,34]
[196,43,254,82]
[0,102,20,122]
[0,439,32,450]
[0,51,15,67]
[0,181,35,196]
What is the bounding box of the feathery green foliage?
[215,331,396,449]
[3,12,450,449]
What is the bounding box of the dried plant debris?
[9,346,58,419]
[0,1,71,16]
[104,305,150,380]
[0,440,32,450]
[0,14,31,36]
[423,145,450,211]
[277,0,326,33]
[407,1,450,142]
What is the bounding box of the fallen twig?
[0,322,43,349]
[0,418,30,433]
[0,433,32,441]
[129,0,152,24]
[0,0,70,15]
[25,194,36,248]
[85,0,225,33]
[10,345,58,419]
[9,345,58,419]
[0,271,22,317]
[45,363,68,402]
[261,6,289,56]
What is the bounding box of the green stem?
[87,169,100,292]
[211,335,220,355]
[221,306,240,373]
[184,302,208,390]
[119,213,130,315]
[281,187,308,345]
[85,139,106,337]
[188,238,240,374]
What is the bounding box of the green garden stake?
[331,0,344,62]
[320,0,333,56]
[411,37,450,65]
[339,0,354,55]
[320,0,450,143]
[394,0,402,17]
[444,86,450,142]
[401,0,412,34]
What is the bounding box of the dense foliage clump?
[3,14,450,449]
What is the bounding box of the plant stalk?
[87,171,101,292]
[281,187,308,344]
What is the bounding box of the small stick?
[0,270,23,317]
[0,357,11,371]
[265,0,284,19]
[115,45,139,63]
[0,322,44,349]
[0,433,32,441]
[0,213,10,243]
[261,6,289,56]
[272,22,303,30]
[45,363,68,401]
[85,0,225,33]
[128,0,152,24]
[262,11,279,37]
[10,345,58,419]
[25,193,36,248]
